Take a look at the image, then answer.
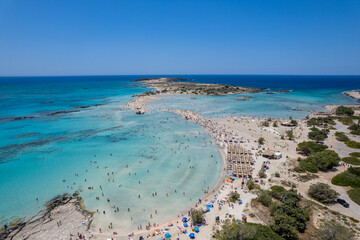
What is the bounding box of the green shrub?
[286,130,294,140]
[348,188,360,206]
[317,221,355,240]
[345,141,360,149]
[229,191,240,203]
[293,162,306,173]
[350,152,360,158]
[338,116,354,126]
[190,209,204,224]
[336,106,354,116]
[335,132,350,142]
[258,190,272,207]
[297,141,328,156]
[290,119,298,126]
[271,198,309,233]
[270,186,286,200]
[331,168,360,188]
[342,156,360,165]
[264,189,310,240]
[349,217,359,223]
[275,172,280,177]
[270,214,299,240]
[307,117,335,127]
[302,150,340,172]
[308,127,329,142]
[308,183,339,204]
[262,121,270,127]
[247,179,255,190]
[348,123,360,135]
[259,166,267,178]
[281,190,301,207]
[216,220,285,240]
[271,185,286,192]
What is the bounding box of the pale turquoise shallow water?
[0,76,222,232]
[149,88,358,119]
[0,75,359,232]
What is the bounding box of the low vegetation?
[258,166,267,178]
[350,152,360,158]
[347,188,360,206]
[342,156,360,165]
[336,106,354,116]
[215,220,284,240]
[317,221,355,240]
[348,122,360,135]
[307,117,335,127]
[286,130,294,140]
[229,191,240,203]
[308,183,339,204]
[335,132,350,142]
[300,150,340,173]
[308,127,329,142]
[331,167,360,188]
[297,173,319,182]
[190,209,204,224]
[247,179,255,190]
[262,121,270,127]
[290,119,298,126]
[258,137,265,145]
[338,116,354,126]
[256,187,310,240]
[345,140,360,149]
[297,141,327,156]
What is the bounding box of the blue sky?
[0,0,359,76]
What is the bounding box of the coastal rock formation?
[344,90,360,102]
[0,194,94,240]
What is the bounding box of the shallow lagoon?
[149,88,358,119]
[0,77,222,232]
[0,75,359,232]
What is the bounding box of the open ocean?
[0,75,359,231]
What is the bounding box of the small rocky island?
[123,77,264,114]
[134,77,263,96]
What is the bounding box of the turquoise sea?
[0,75,359,232]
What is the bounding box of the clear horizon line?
[1,73,360,78]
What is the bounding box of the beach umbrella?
[189,233,195,238]
[183,222,188,227]
[183,217,188,222]
[165,232,171,239]
[194,227,199,232]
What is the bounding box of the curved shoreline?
[94,108,229,238]
[5,78,360,239]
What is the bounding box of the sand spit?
[121,95,159,114]
[1,194,94,240]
